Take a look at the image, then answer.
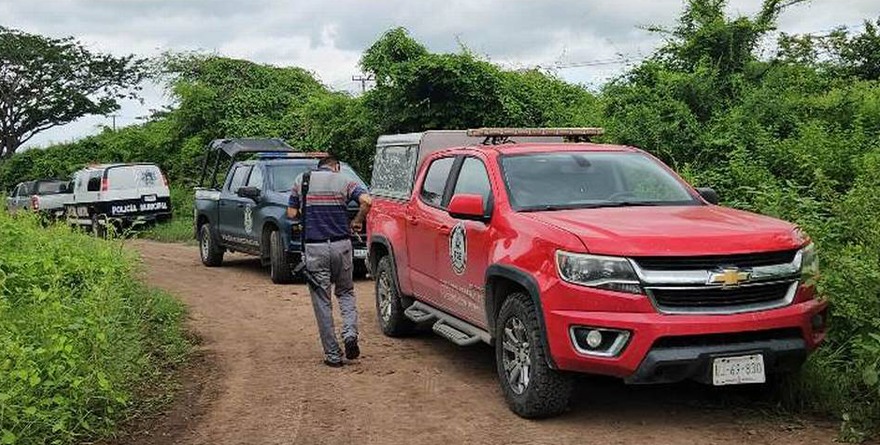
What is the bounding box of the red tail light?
[101,178,109,192]
[31,195,39,211]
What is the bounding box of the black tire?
[269,229,294,284]
[495,292,574,418]
[375,255,415,336]
[199,224,224,267]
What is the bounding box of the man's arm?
[350,192,372,233]
[287,174,303,220]
[287,206,299,220]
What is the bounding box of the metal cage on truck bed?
[370,128,603,200]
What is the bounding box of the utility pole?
[351,74,374,93]
[108,114,117,131]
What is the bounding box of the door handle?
[438,225,451,235]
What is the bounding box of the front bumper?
[544,291,827,381]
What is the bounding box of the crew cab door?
[405,156,456,306]
[218,165,253,250]
[7,183,23,211]
[435,156,494,327]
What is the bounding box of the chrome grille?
[631,250,803,315]
[647,281,795,313]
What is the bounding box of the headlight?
[799,242,819,285]
[556,251,643,294]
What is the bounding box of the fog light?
[585,330,603,348]
[570,326,631,357]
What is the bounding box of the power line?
[351,74,374,93]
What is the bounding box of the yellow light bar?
[466,127,604,137]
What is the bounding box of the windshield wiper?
[586,201,662,208]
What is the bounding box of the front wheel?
[495,292,574,418]
[269,229,293,284]
[199,224,224,267]
[375,255,415,337]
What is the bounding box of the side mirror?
[448,194,488,222]
[237,186,262,201]
[697,187,719,205]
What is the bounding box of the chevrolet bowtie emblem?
[707,267,751,287]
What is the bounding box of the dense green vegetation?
[0,0,878,441]
[0,212,190,444]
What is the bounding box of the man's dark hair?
[318,155,339,168]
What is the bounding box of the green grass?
[140,217,195,244]
[0,212,190,445]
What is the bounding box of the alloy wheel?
[501,316,531,395]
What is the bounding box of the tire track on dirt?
[130,240,838,445]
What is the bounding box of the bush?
[0,212,189,444]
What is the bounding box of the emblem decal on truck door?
[244,205,253,234]
[449,222,467,275]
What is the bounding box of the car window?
[106,167,139,190]
[371,144,418,199]
[501,152,696,211]
[12,184,22,197]
[269,162,366,193]
[36,181,68,195]
[452,157,492,206]
[420,157,455,208]
[247,166,264,188]
[228,166,252,192]
[87,171,103,192]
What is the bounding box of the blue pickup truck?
[194,138,369,283]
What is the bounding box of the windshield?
[269,163,367,193]
[501,152,698,211]
[36,181,68,195]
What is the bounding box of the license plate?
[353,249,368,259]
[143,194,157,202]
[712,354,765,386]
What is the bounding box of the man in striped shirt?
[288,156,371,367]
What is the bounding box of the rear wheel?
[496,292,573,418]
[199,224,224,267]
[269,229,293,284]
[91,215,107,238]
[375,255,415,336]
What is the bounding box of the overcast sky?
[2,0,877,148]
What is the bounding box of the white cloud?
[3,0,876,147]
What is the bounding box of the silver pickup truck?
[6,179,73,219]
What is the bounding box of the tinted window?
[247,166,264,188]
[501,152,697,211]
[371,144,418,199]
[270,162,365,193]
[420,157,455,208]
[228,166,252,192]
[12,184,22,197]
[452,158,492,205]
[87,171,103,192]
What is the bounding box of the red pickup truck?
[366,128,827,418]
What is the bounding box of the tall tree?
[0,27,147,157]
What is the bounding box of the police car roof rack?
[466,127,604,145]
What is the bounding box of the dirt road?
[128,240,837,445]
